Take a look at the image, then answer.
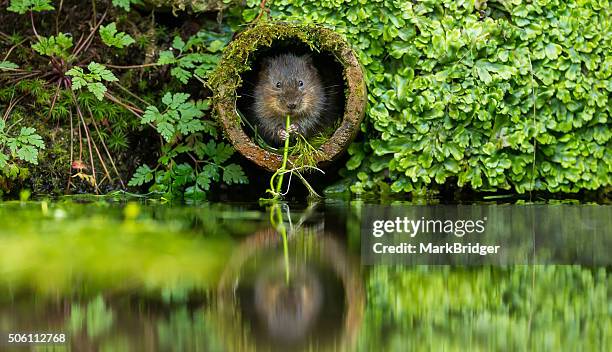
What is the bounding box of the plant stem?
[71,91,99,193]
[105,63,161,69]
[66,109,74,192]
[72,10,107,58]
[29,11,40,40]
[87,105,126,188]
[104,92,144,115]
[275,114,291,196]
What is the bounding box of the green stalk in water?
[269,203,290,284]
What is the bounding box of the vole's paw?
[278,129,289,141]
[278,124,299,141]
[288,124,299,134]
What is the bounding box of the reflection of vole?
[253,54,330,145]
[254,264,323,341]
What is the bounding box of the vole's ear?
[260,57,272,69]
[302,54,314,67]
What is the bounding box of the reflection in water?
[218,203,365,351]
[254,263,323,342]
[0,200,608,351]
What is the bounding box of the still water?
[0,198,609,351]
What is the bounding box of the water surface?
[0,199,609,351]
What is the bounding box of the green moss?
[209,21,348,127]
[142,0,231,13]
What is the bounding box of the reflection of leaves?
[86,296,114,339]
[67,295,114,339]
[363,266,609,351]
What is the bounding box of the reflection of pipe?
[217,225,364,350]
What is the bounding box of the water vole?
[253,54,330,145]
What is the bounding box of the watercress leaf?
[208,40,225,53]
[0,153,8,168]
[158,121,175,142]
[170,66,192,84]
[202,164,220,182]
[16,145,39,164]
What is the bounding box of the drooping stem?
[46,81,62,120]
[29,11,40,40]
[112,81,152,106]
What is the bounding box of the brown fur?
[253,54,328,145]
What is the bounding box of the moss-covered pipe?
[209,22,367,171]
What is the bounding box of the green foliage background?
[1,0,610,198]
[242,0,611,195]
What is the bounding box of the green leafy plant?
[157,32,228,84]
[111,0,142,12]
[31,33,73,59]
[0,119,45,167]
[66,62,118,100]
[141,93,214,142]
[99,22,135,49]
[128,141,248,199]
[0,61,19,70]
[246,0,611,196]
[7,0,54,14]
[130,89,247,199]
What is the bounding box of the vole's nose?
[287,103,297,110]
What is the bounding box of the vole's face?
[260,54,319,118]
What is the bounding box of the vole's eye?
[275,81,281,88]
[298,80,304,87]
